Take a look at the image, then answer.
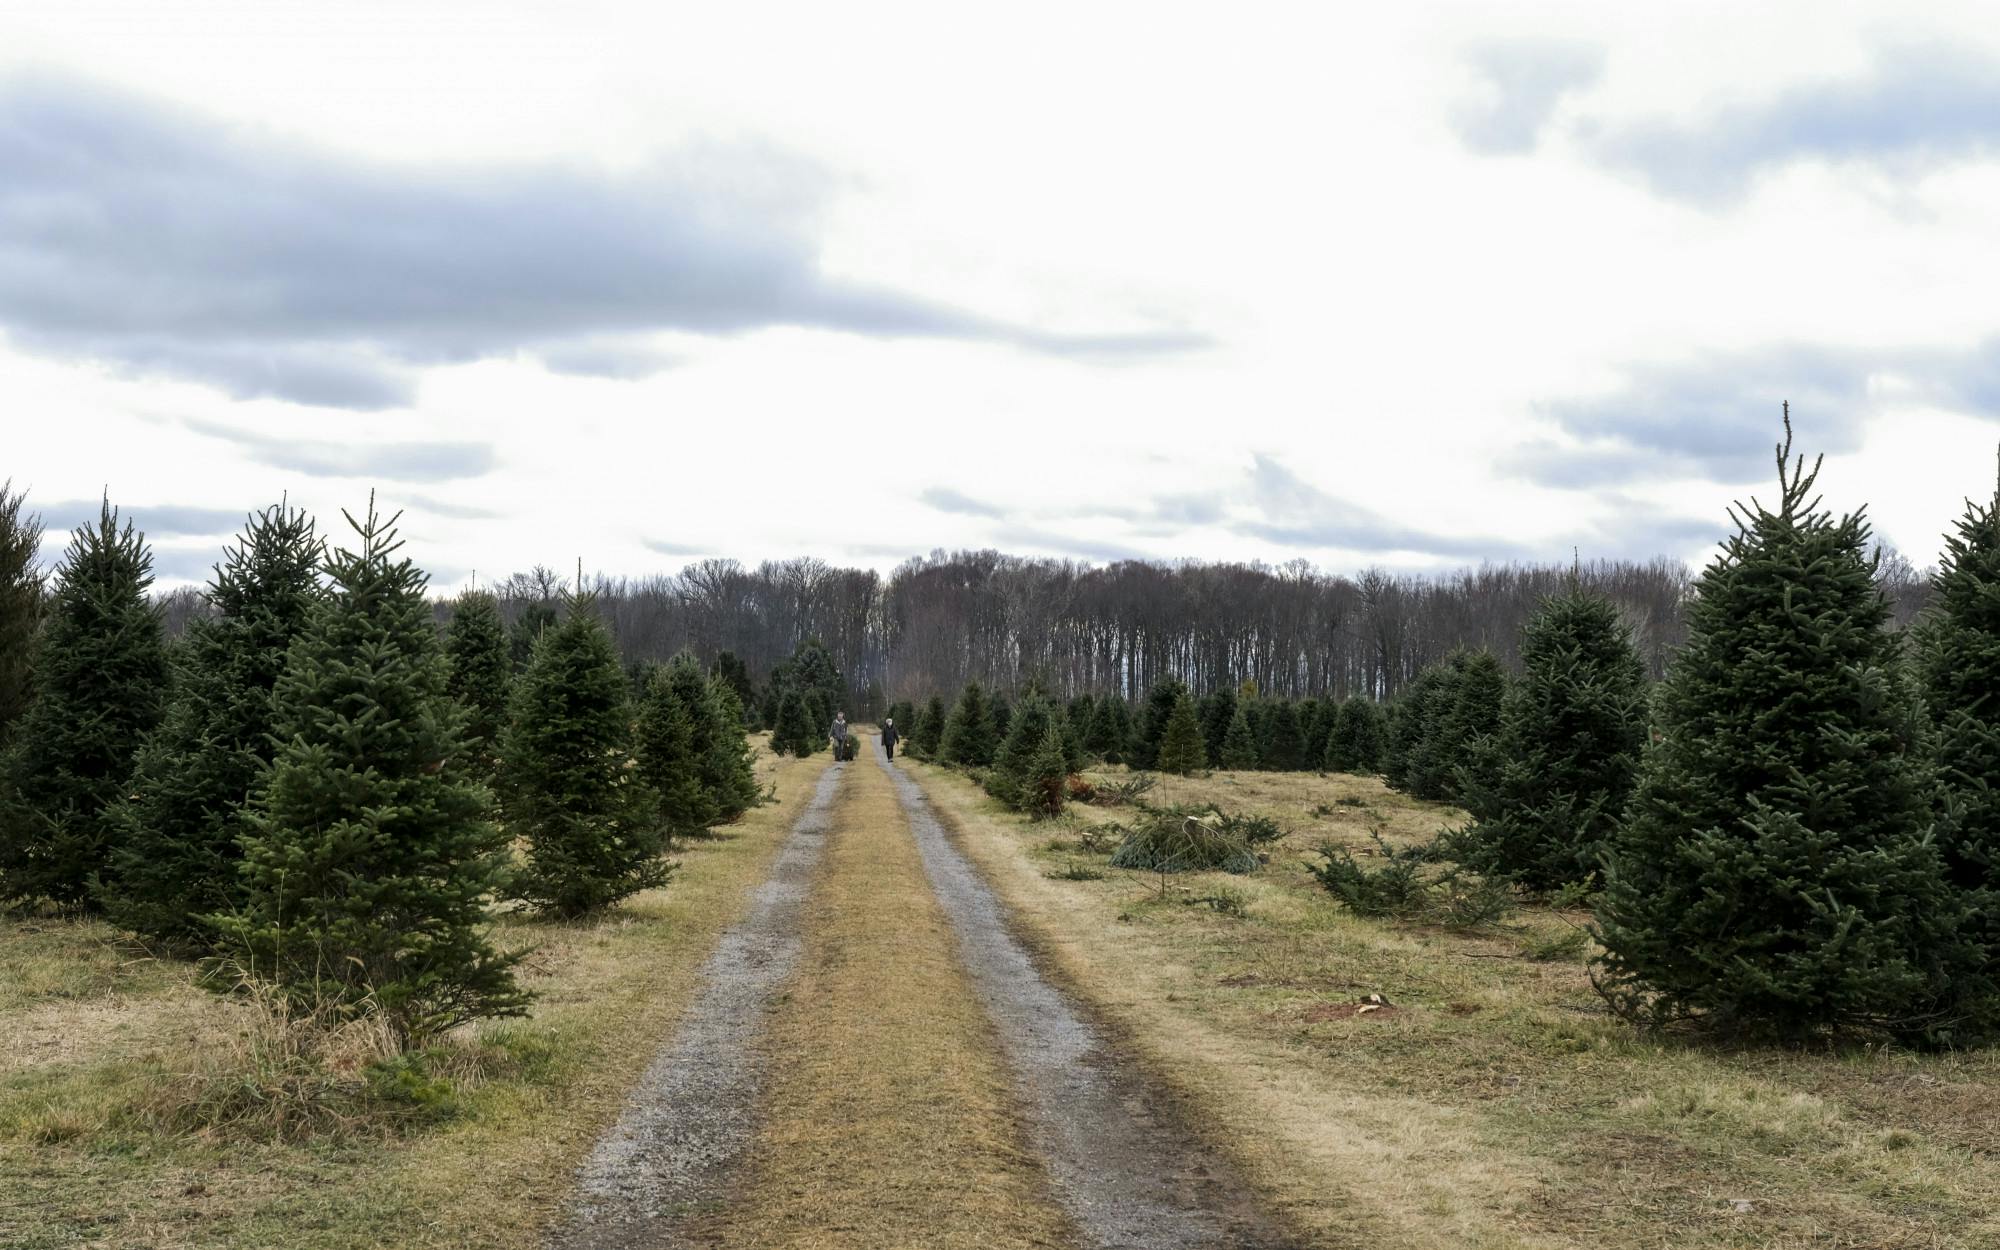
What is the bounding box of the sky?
[4,0,2000,589]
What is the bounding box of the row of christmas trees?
[0,493,761,1046]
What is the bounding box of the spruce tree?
[1021,725,1070,819]
[1066,694,1096,750]
[990,694,1013,743]
[939,681,998,767]
[1154,691,1208,775]
[1912,477,2000,1038]
[2,500,170,908]
[1595,415,1957,1043]
[0,480,42,744]
[1129,676,1187,771]
[989,693,1059,805]
[701,673,763,819]
[1382,668,1445,792]
[1325,699,1386,774]
[1257,700,1306,771]
[913,694,947,757]
[1199,686,1237,761]
[105,503,323,947]
[1219,702,1260,770]
[445,589,511,761]
[636,663,719,843]
[508,597,558,672]
[1085,694,1128,764]
[504,584,670,919]
[215,500,525,1045]
[1451,589,1648,893]
[713,650,757,724]
[772,690,818,758]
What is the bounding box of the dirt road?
[548,736,1297,1249]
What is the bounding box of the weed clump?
[1308,831,1514,930]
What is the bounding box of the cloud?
[37,498,248,539]
[918,487,1006,518]
[1452,38,1604,154]
[642,537,711,557]
[536,337,682,381]
[1234,455,1531,560]
[990,525,1152,564]
[184,417,496,482]
[1579,44,2000,202]
[0,74,1206,409]
[1510,340,2000,489]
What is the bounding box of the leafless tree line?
[153,545,1934,708]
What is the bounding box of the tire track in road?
[876,741,1300,1250]
[547,761,846,1250]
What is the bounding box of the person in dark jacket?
[881,717,899,760]
[830,711,852,761]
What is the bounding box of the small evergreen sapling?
[1324,699,1386,774]
[1154,691,1209,776]
[1129,677,1188,771]
[912,694,947,758]
[1257,700,1306,771]
[939,681,999,767]
[215,499,526,1046]
[1220,703,1259,770]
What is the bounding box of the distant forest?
[155,547,1934,711]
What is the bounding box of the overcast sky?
[4,0,1999,589]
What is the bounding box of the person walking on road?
[881,717,899,760]
[830,711,852,761]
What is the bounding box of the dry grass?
[904,757,2000,1250]
[0,735,834,1250]
[710,743,1078,1249]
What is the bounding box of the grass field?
[900,756,2000,1250]
[0,736,832,1250]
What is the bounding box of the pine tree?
[1595,414,1958,1044]
[1,500,170,909]
[1220,702,1259,769]
[1129,677,1187,771]
[990,694,1012,743]
[1401,652,1504,802]
[989,693,1060,805]
[1325,699,1386,774]
[1257,700,1306,771]
[636,663,719,844]
[1382,668,1445,792]
[1066,694,1096,750]
[1154,691,1208,775]
[1085,694,1128,764]
[1021,725,1070,819]
[508,598,558,672]
[939,681,998,767]
[771,690,818,758]
[105,503,323,947]
[504,584,669,919]
[912,694,947,757]
[1451,589,1648,893]
[1299,698,1330,768]
[445,589,511,762]
[0,480,42,744]
[1199,686,1237,762]
[702,674,764,819]
[1912,475,2000,1038]
[214,499,526,1045]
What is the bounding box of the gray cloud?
[0,74,1206,409]
[1452,38,1605,154]
[1510,340,2000,489]
[38,499,248,539]
[536,337,682,381]
[1235,455,1530,560]
[642,537,711,557]
[185,417,496,482]
[990,526,1152,564]
[402,493,502,521]
[918,487,1006,518]
[1578,44,2000,202]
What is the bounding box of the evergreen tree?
[990,694,1012,743]
[1220,702,1259,769]
[507,597,558,672]
[1324,699,1386,774]
[1129,676,1187,771]
[1912,479,2000,1037]
[504,583,670,919]
[1257,700,1306,771]
[2,500,170,909]
[1401,652,1504,802]
[989,693,1060,806]
[0,480,42,744]
[1085,694,1129,764]
[702,675,763,818]
[105,504,323,947]
[1067,693,1097,749]
[1300,698,1333,769]
[215,500,526,1045]
[1382,669,1445,792]
[1020,725,1070,819]
[771,690,819,758]
[636,662,718,843]
[1154,691,1208,775]
[712,651,756,724]
[445,589,511,761]
[1596,416,1958,1043]
[1451,589,1649,893]
[912,694,947,757]
[939,681,999,767]
[1199,686,1237,762]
